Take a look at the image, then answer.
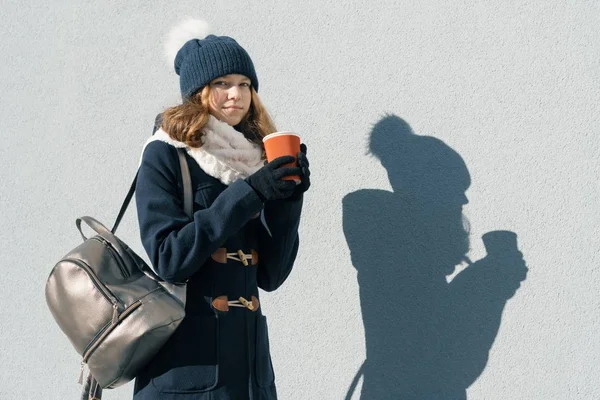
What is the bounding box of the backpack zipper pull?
[112,303,119,325]
[77,361,85,385]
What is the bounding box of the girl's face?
[207,74,252,126]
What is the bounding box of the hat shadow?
[342,115,527,399]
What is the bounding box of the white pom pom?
[165,18,211,67]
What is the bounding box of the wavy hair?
[160,85,277,148]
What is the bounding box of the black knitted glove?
[289,143,311,200]
[297,143,311,192]
[246,155,301,202]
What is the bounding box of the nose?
[228,86,241,100]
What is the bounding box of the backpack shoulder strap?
[110,114,192,233]
[176,148,193,218]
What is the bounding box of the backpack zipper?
[92,236,129,278]
[64,257,127,384]
[63,258,121,307]
[81,300,142,365]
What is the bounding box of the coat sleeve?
[256,196,303,292]
[135,141,264,283]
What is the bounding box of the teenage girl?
[133,20,310,400]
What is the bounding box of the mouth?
[223,106,243,110]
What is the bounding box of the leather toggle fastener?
[211,248,258,266]
[212,295,260,312]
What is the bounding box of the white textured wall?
[1,1,598,399]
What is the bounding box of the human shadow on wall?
[342,115,528,400]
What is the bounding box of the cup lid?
[262,132,300,142]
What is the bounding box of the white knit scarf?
[139,115,264,185]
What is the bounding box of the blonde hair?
[161,86,277,148]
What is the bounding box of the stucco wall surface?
[1,1,598,399]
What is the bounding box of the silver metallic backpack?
[45,147,192,396]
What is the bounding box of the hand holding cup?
[263,132,301,182]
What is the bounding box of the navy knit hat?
[166,19,258,99]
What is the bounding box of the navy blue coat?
[132,139,303,400]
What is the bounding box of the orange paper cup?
[263,132,301,181]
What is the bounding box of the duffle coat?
[132,139,303,400]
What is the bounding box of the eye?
[211,80,230,88]
[240,82,251,87]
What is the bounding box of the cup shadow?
[343,115,528,400]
